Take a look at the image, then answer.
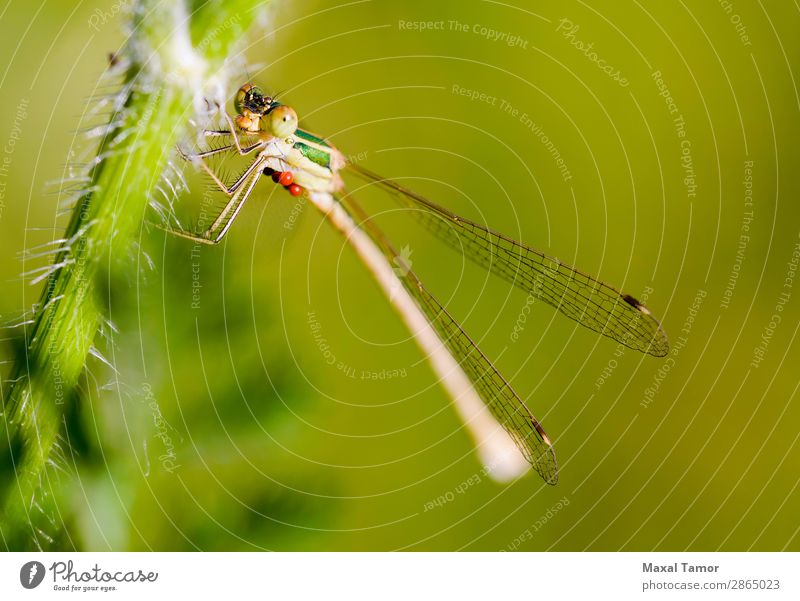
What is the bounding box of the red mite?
[278,171,293,186]
[266,168,304,196]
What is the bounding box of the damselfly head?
[261,104,298,139]
[234,83,274,117]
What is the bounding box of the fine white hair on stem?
[307,192,530,482]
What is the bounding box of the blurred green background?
[1,0,799,550]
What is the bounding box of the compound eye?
[265,105,298,138]
[234,83,255,114]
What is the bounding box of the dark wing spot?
[621,294,642,309]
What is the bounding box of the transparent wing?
[338,194,558,485]
[348,165,669,357]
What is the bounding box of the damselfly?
[166,83,669,485]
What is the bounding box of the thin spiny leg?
[209,169,264,242]
[178,139,263,164]
[216,106,258,156]
[208,157,268,231]
[180,143,233,160]
[203,129,261,148]
[208,102,248,155]
[178,143,265,197]
[205,101,261,155]
[204,129,235,137]
[163,166,264,245]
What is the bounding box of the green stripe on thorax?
[295,128,331,147]
[293,128,334,169]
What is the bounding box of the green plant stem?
[0,0,265,550]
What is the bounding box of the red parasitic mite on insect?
[266,168,303,196]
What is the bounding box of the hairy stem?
[0,0,266,550]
